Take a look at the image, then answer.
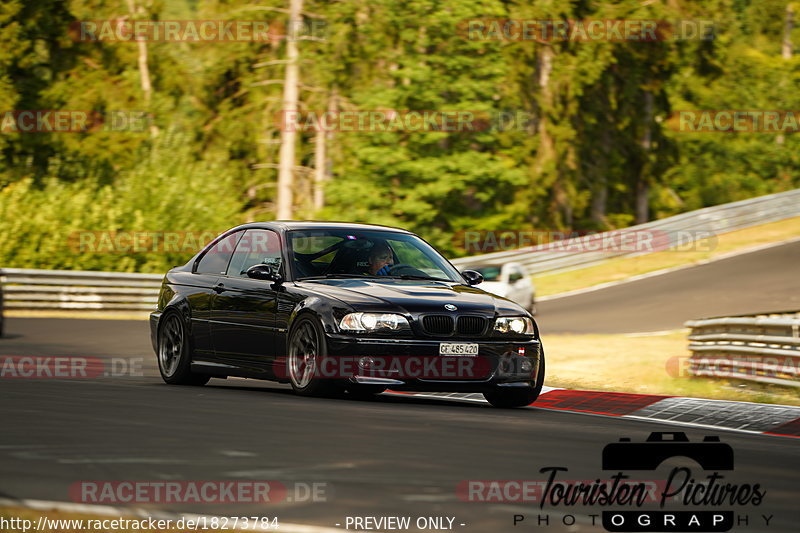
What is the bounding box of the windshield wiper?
[383,274,452,282]
[298,274,383,280]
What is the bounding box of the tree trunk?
[590,120,611,226]
[635,91,653,225]
[536,46,554,164]
[313,90,336,212]
[312,127,325,212]
[125,0,157,136]
[535,45,562,225]
[590,178,607,226]
[783,4,794,59]
[276,0,303,220]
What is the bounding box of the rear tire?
[483,346,545,408]
[287,315,344,397]
[157,312,210,386]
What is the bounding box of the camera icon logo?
[603,432,734,471]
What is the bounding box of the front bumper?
[324,333,541,393]
[149,311,161,354]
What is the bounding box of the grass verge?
[5,310,150,321]
[545,331,800,406]
[534,216,800,297]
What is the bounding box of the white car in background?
[464,262,536,314]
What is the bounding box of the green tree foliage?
[0,0,798,271]
[0,131,243,272]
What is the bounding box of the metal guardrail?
[0,189,798,314]
[0,268,161,312]
[451,188,800,274]
[685,312,800,388]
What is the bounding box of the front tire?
[157,312,210,386]
[483,346,545,408]
[287,315,343,397]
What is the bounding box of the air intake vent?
[457,316,486,335]
[422,315,454,335]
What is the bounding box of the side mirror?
[246,264,282,283]
[461,270,484,286]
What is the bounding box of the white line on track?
[537,236,800,302]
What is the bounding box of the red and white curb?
[384,387,800,438]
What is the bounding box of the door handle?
[213,283,225,293]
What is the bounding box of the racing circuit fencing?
[0,188,799,314]
[0,268,162,313]
[449,188,800,273]
[685,311,800,388]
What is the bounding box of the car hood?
[477,281,507,297]
[295,279,525,315]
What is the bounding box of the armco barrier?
[1,189,799,314]
[450,188,800,273]
[685,312,800,388]
[0,268,161,312]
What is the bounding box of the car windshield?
[288,229,463,282]
[469,266,501,281]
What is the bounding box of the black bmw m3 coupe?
[149,222,544,407]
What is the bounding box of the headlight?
[340,312,410,332]
[494,316,534,335]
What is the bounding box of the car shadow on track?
[158,378,534,411]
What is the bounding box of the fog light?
[358,356,375,369]
[520,359,533,373]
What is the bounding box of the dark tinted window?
[289,229,461,281]
[227,229,282,277]
[195,232,242,275]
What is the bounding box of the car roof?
[234,221,413,234]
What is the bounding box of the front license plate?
[439,343,479,356]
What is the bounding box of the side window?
[227,229,282,277]
[195,232,243,275]
[509,267,524,283]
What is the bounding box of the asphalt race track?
[538,240,800,334]
[1,242,799,531]
[1,316,799,532]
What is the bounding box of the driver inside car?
[367,242,394,276]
